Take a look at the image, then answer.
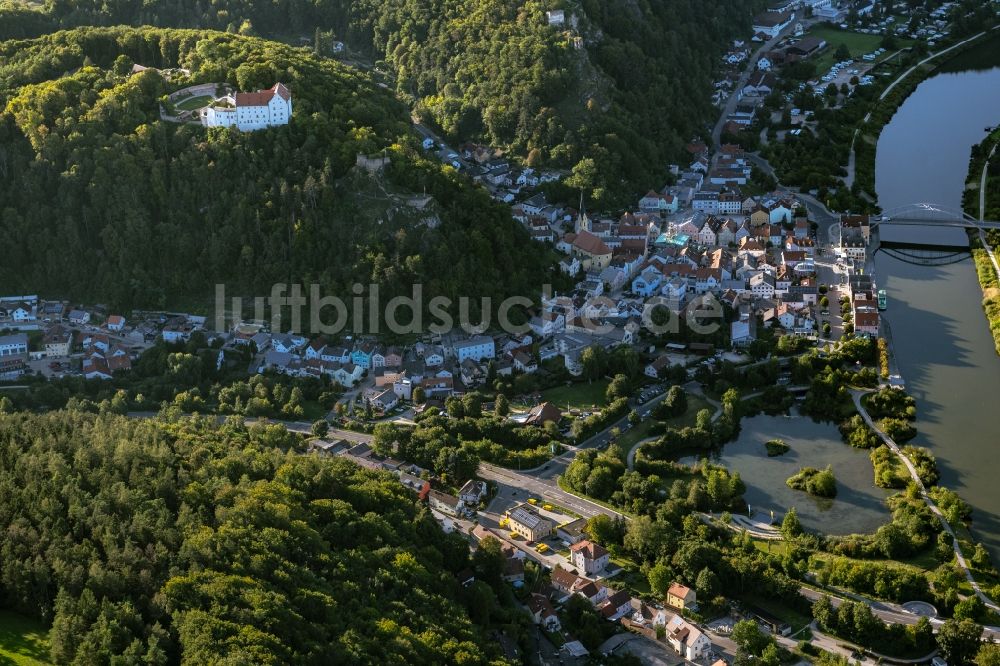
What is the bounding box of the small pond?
[680,414,892,535]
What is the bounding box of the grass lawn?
[805,26,913,73]
[0,610,50,665]
[897,548,944,572]
[174,94,213,111]
[609,557,652,597]
[752,538,791,557]
[540,379,610,410]
[617,395,712,451]
[745,595,812,634]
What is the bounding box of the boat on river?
[877,289,887,310]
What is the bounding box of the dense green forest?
[0,409,514,664]
[2,0,765,206]
[0,26,558,315]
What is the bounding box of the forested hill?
[0,26,557,312]
[0,410,510,664]
[3,0,764,206]
[338,0,765,206]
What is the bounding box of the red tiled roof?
[235,83,290,108]
[570,539,609,560]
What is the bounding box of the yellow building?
[569,230,612,271]
[749,206,770,227]
[667,582,698,611]
[505,503,553,542]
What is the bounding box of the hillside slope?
[7,0,763,205]
[0,26,557,314]
[0,410,509,664]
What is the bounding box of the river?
[874,35,1000,561]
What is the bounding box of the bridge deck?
[880,217,1000,229]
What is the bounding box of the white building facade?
[202,83,292,132]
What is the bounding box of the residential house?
[106,315,126,332]
[559,255,582,276]
[370,387,399,412]
[513,351,538,373]
[550,567,581,597]
[383,347,404,368]
[428,490,462,517]
[7,303,33,322]
[271,333,304,354]
[43,326,72,357]
[629,599,668,629]
[530,309,566,339]
[667,583,698,611]
[600,589,634,621]
[571,540,610,575]
[645,354,674,379]
[68,309,90,325]
[454,336,495,363]
[351,342,375,369]
[304,339,326,360]
[854,306,880,337]
[527,594,561,632]
[749,204,771,227]
[162,317,194,343]
[743,70,777,97]
[524,402,562,427]
[769,201,794,225]
[639,191,679,214]
[330,362,363,387]
[503,557,525,583]
[750,272,776,299]
[458,480,488,506]
[575,580,608,606]
[698,219,718,246]
[666,616,712,661]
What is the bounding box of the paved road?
[710,21,806,156]
[478,461,627,521]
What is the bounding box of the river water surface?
[874,36,1000,560]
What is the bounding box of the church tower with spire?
[575,191,591,234]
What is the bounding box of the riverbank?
[964,130,1000,355]
[853,28,1000,204]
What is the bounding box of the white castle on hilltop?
[201,82,292,131]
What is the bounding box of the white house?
[68,309,90,325]
[453,336,495,363]
[666,616,712,661]
[458,480,488,506]
[202,83,292,132]
[570,540,610,575]
[106,315,126,332]
[9,304,33,322]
